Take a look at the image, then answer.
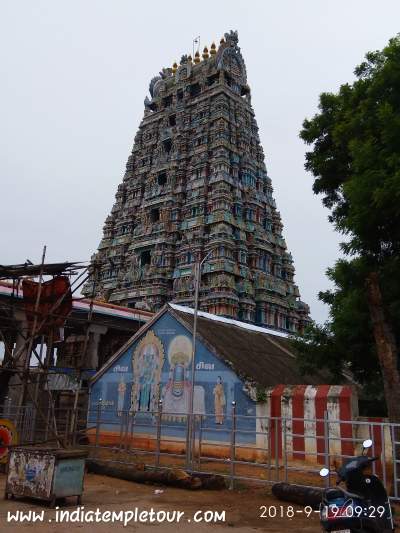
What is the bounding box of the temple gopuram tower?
[83,31,310,333]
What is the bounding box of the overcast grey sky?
[1,0,399,323]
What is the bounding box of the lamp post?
[187,249,213,467]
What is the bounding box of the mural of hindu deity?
[213,376,226,424]
[130,330,164,413]
[162,335,205,421]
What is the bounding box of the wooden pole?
[20,245,46,409]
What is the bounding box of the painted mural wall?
[88,312,256,445]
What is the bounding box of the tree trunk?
[272,482,323,509]
[365,271,400,423]
[86,460,225,489]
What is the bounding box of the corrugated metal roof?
[91,304,330,388]
[170,306,326,388]
[169,303,289,338]
[0,281,152,323]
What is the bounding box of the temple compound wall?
[88,305,357,462]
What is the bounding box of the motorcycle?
[319,439,395,532]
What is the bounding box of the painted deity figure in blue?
[138,344,158,412]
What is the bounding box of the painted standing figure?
[117,377,126,416]
[213,376,226,424]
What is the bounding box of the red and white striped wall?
[256,385,358,463]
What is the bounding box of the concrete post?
[85,325,107,370]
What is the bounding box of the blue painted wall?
[89,311,256,444]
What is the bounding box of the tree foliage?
[301,35,400,260]
[293,257,400,414]
[297,36,400,416]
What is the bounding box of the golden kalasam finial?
[220,37,225,45]
[188,55,193,64]
[210,42,217,55]
[194,51,200,64]
[172,62,178,74]
[202,46,209,60]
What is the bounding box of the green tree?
[299,35,400,422]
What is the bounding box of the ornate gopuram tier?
[83,31,310,333]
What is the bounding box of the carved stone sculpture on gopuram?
[83,30,310,333]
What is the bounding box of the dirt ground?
[0,472,323,532]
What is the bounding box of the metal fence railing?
[2,402,400,501]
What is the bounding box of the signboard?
[7,449,55,499]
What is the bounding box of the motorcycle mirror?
[363,439,373,449]
[319,467,330,477]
